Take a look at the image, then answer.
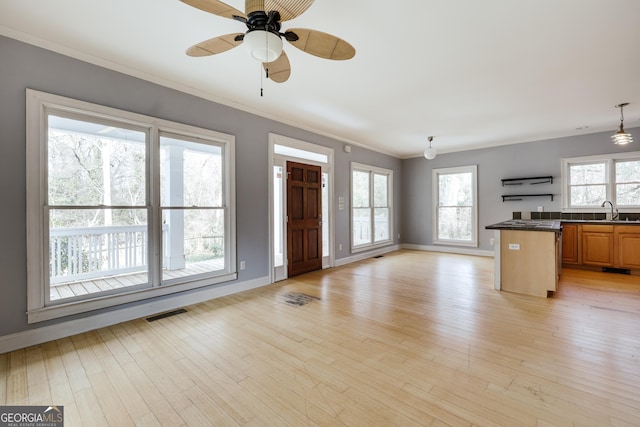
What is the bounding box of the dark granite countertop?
[485,219,561,231]
[560,219,640,225]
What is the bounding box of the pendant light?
[611,103,633,145]
[424,136,437,160]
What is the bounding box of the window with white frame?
[562,152,640,211]
[26,90,236,323]
[351,162,393,250]
[432,165,478,247]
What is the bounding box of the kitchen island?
[486,220,561,297]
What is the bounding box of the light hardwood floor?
[2,250,640,426]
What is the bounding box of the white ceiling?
[1,0,639,158]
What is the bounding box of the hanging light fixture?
[244,30,283,62]
[424,136,437,159]
[611,102,633,145]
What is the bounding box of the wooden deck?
[4,250,640,425]
[50,258,225,301]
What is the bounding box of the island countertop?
[485,219,561,232]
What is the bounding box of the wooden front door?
[287,161,322,277]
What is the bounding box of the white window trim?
[26,89,236,323]
[432,165,478,247]
[561,151,640,212]
[350,162,394,253]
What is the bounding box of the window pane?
[616,184,640,206]
[48,115,146,207]
[162,209,225,281]
[374,207,389,242]
[273,166,284,267]
[438,207,472,241]
[373,174,388,207]
[352,208,371,246]
[616,160,640,205]
[322,173,330,257]
[160,136,222,207]
[273,144,328,163]
[352,170,370,208]
[570,185,606,206]
[49,208,148,301]
[439,173,472,206]
[616,160,640,183]
[570,163,606,185]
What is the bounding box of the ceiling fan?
[180,0,356,83]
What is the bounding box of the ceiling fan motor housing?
[243,10,284,62]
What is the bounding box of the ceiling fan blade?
[186,33,244,57]
[263,51,291,83]
[245,0,264,15]
[286,28,355,60]
[264,0,314,21]
[180,0,246,20]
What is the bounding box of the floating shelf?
[501,176,553,186]
[502,194,554,202]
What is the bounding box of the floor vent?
[146,308,187,322]
[602,267,630,275]
[280,292,320,307]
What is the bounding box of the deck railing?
[49,225,147,285]
[49,225,225,285]
[353,216,390,245]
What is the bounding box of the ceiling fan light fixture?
[611,102,633,145]
[424,136,437,160]
[244,30,283,62]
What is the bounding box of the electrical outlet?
[239,260,246,270]
[537,206,544,212]
[338,244,342,251]
[489,237,495,246]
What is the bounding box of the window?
[432,165,478,247]
[562,152,640,211]
[351,162,393,250]
[26,90,236,323]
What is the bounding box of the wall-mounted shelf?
[501,176,553,202]
[502,194,554,202]
[501,176,553,186]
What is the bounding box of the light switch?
[508,243,520,250]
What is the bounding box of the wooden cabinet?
[581,224,614,267]
[615,226,640,269]
[561,223,580,265]
[562,223,640,270]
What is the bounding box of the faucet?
[601,200,619,220]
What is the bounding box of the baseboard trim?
[334,244,401,267]
[0,276,270,355]
[401,244,494,258]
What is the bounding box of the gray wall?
[0,35,401,338]
[401,128,639,251]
